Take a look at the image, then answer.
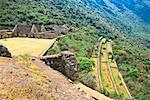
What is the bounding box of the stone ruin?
[0,24,79,39]
[11,24,58,39]
[0,25,14,31]
[0,44,12,58]
[0,25,79,79]
[41,51,79,80]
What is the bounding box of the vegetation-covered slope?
[0,0,150,99]
[78,0,150,34]
[47,27,99,91]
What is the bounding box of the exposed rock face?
[41,51,79,80]
[0,45,11,58]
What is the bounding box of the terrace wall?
[36,25,46,32]
[41,51,79,80]
[11,25,59,39]
[0,25,14,31]
[12,25,32,37]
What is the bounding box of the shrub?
[78,71,96,89]
[143,61,150,65]
[47,47,60,55]
[76,57,95,72]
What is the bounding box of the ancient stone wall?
[11,25,59,39]
[12,25,32,37]
[36,25,46,32]
[31,24,38,33]
[41,51,79,80]
[36,25,42,32]
[41,32,58,39]
[45,25,70,34]
[0,24,78,39]
[0,25,14,31]
[40,25,46,32]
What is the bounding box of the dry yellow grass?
[101,44,116,93]
[107,42,129,97]
[0,56,57,100]
[109,60,128,97]
[91,58,100,90]
[0,38,56,56]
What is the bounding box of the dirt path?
[75,82,111,100]
[34,57,112,100]
[97,39,104,91]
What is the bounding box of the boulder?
[0,44,12,58]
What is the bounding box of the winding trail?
[113,60,132,99]
[97,38,104,91]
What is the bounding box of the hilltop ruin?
[0,24,79,39]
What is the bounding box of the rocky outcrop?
[41,51,79,80]
[0,44,11,58]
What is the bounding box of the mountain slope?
[77,0,150,34]
[0,0,150,99]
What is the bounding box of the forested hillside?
[77,0,150,34]
[0,0,150,99]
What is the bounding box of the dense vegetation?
[78,0,150,34]
[0,0,150,99]
[112,38,150,99]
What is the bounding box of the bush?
[47,47,60,55]
[76,57,95,72]
[78,71,96,89]
[143,61,150,65]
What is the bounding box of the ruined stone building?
[0,24,79,39]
